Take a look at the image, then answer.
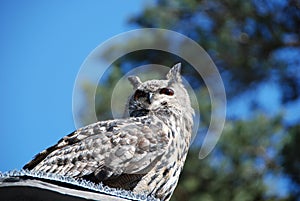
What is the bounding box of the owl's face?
[127,63,194,118]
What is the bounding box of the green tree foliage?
[79,0,300,200]
[281,125,300,198]
[174,115,286,201]
[130,0,300,101]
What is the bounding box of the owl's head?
[127,63,194,119]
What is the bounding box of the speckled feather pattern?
[24,63,194,201]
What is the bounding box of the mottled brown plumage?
[24,63,194,201]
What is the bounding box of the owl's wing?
[23,116,170,180]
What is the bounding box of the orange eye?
[159,88,174,96]
[134,90,147,100]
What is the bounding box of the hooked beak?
[146,92,153,104]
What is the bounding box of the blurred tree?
[129,0,300,101]
[281,125,300,199]
[79,0,300,200]
[173,115,288,201]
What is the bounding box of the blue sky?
[0,1,144,171]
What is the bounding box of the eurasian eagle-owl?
[24,63,194,201]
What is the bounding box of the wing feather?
[23,115,170,181]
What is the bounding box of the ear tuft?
[128,76,142,88]
[166,63,182,83]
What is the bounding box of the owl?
[23,63,194,201]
